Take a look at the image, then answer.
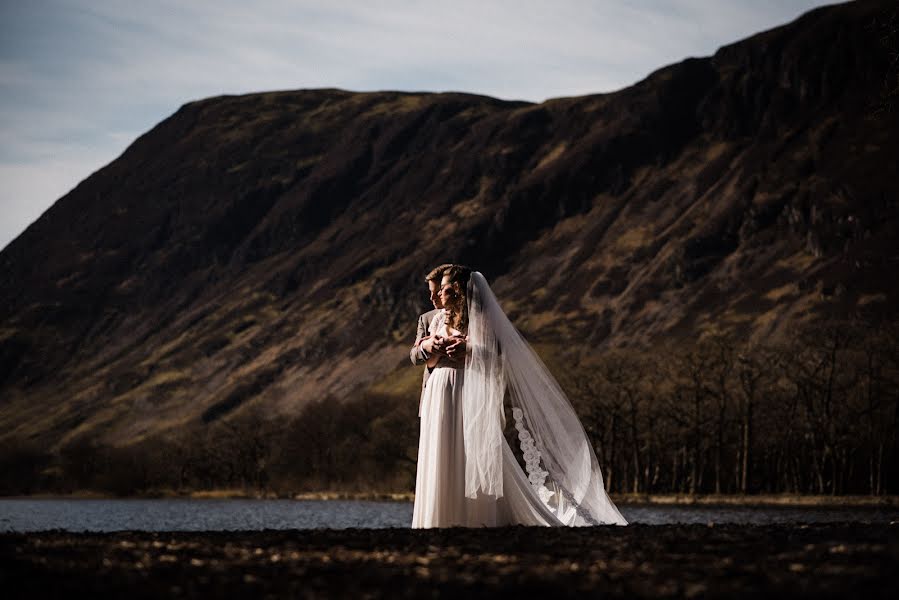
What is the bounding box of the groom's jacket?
[410,308,439,418]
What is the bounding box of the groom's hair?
[425,263,454,282]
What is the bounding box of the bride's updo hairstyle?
[442,264,472,334]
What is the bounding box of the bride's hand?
[445,336,467,360]
[422,335,446,355]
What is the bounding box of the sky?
[0,0,838,252]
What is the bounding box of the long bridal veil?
[462,271,627,526]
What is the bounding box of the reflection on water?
[0,499,409,532]
[619,504,899,525]
[0,499,897,532]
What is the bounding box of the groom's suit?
[410,308,440,418]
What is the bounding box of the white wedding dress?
[411,310,565,528]
[411,283,627,529]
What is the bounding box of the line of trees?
[1,319,896,497]
[565,319,899,496]
[0,392,419,497]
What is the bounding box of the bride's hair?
[442,264,472,334]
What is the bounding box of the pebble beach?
[3,523,897,598]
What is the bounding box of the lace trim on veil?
[512,407,550,489]
[512,407,601,526]
[464,271,627,526]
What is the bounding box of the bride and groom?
[409,264,627,528]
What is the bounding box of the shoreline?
[3,490,898,506]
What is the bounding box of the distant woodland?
[2,318,896,498]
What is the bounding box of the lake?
[2,499,898,532]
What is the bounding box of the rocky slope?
[1,0,897,449]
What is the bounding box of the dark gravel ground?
[2,523,897,599]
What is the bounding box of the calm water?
[1,499,897,532]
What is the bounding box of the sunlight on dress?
[411,311,566,528]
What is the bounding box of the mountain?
[1,0,897,450]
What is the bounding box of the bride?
[411,265,627,528]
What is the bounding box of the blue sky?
[0,0,837,251]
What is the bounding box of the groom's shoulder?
[419,308,439,328]
[420,308,439,323]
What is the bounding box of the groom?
[410,263,453,417]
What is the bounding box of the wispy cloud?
[0,0,837,250]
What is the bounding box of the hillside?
[1,0,897,451]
